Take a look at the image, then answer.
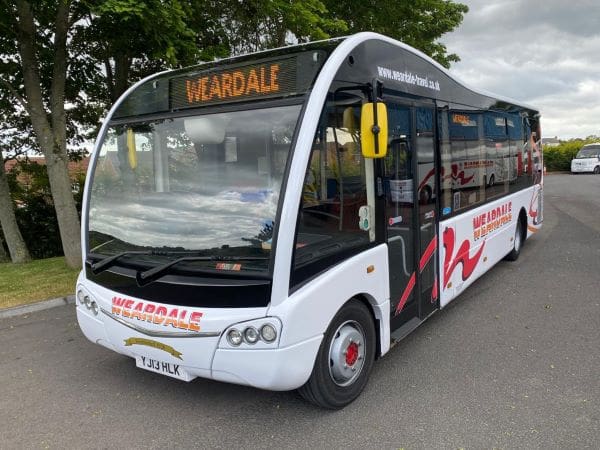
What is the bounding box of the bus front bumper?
[77,304,322,392]
[211,336,323,391]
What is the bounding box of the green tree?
[82,0,218,103]
[1,0,468,268]
[0,235,8,262]
[323,0,469,68]
[217,0,347,54]
[544,136,600,172]
[7,159,72,259]
[0,0,216,267]
[0,104,32,264]
[0,1,92,268]
[0,165,32,263]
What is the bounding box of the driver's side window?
[292,103,371,285]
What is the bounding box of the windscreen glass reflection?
[88,104,301,273]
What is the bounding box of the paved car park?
[1,173,598,448]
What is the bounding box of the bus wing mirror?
[360,102,388,159]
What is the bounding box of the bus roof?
[109,32,539,121]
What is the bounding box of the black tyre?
[298,300,376,409]
[505,218,524,261]
[594,166,600,174]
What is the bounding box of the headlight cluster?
[226,323,278,347]
[77,289,99,316]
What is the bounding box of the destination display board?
[111,50,327,119]
[170,58,297,109]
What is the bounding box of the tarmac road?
[1,174,598,449]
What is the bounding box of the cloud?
[442,0,600,138]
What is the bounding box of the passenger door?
[384,100,438,327]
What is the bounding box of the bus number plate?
[135,356,193,382]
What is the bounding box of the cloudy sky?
[441,0,600,139]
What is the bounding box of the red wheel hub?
[345,342,359,366]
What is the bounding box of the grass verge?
[0,257,79,310]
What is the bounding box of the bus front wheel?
[298,300,376,409]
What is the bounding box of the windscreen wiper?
[135,255,269,287]
[88,251,154,275]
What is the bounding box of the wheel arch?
[351,293,389,359]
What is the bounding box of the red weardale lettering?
[473,200,514,241]
[112,296,125,314]
[473,214,485,229]
[177,310,188,330]
[163,308,179,328]
[112,297,126,307]
[130,302,144,320]
[110,297,204,332]
[154,306,167,325]
[189,312,203,331]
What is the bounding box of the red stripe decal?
[395,272,416,315]
[419,237,437,272]
[431,275,439,302]
[395,236,438,315]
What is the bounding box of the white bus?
[76,32,543,409]
[571,143,600,174]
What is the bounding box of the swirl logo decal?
[443,227,485,288]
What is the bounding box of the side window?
[416,107,435,204]
[445,111,485,213]
[293,103,371,282]
[438,110,452,216]
[511,114,531,192]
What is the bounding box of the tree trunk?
[112,52,131,102]
[14,0,82,269]
[45,153,82,268]
[0,235,8,262]
[0,162,31,263]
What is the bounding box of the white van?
[571,144,600,174]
